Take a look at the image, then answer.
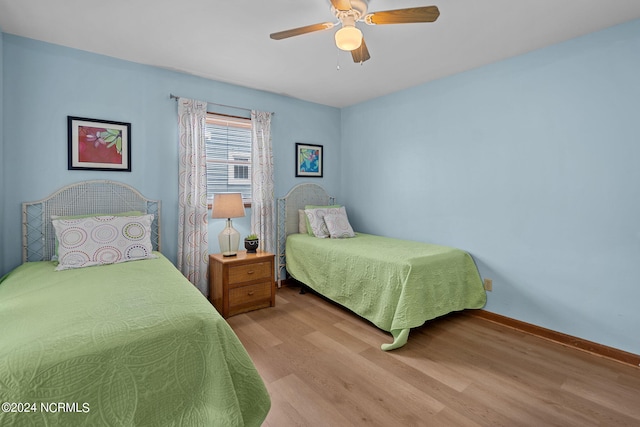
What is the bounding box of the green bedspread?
[286,233,487,350]
[0,254,270,426]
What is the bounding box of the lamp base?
[218,219,240,257]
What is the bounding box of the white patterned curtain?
[177,98,209,294]
[250,111,274,253]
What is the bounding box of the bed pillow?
[304,204,340,236]
[324,207,355,239]
[51,210,145,221]
[304,206,343,238]
[51,211,145,259]
[298,209,307,234]
[52,214,156,271]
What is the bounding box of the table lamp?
[211,193,245,257]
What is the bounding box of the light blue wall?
[3,20,640,355]
[1,34,341,274]
[341,19,640,354]
[0,28,4,268]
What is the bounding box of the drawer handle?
[247,270,255,274]
[248,291,255,296]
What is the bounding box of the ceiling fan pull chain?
[336,52,341,71]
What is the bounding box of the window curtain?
[177,98,209,295]
[250,111,274,253]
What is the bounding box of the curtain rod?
[169,94,274,115]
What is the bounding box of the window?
[228,153,250,184]
[205,113,252,206]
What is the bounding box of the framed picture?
[68,116,131,171]
[295,143,323,177]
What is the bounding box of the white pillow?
[51,210,145,260]
[304,204,341,236]
[324,207,355,238]
[304,207,343,238]
[52,214,156,270]
[298,209,307,234]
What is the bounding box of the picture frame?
[295,143,323,178]
[68,116,131,171]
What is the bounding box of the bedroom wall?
[0,34,341,275]
[0,28,4,269]
[340,19,640,355]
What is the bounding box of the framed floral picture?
[295,143,323,177]
[68,116,131,171]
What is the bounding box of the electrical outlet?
[483,278,493,291]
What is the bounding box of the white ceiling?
[2,0,640,108]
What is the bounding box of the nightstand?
[209,250,275,318]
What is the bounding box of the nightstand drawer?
[228,282,272,316]
[228,261,272,284]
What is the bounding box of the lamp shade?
[211,193,245,219]
[335,25,362,51]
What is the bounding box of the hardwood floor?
[227,286,640,427]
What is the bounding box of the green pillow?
[304,205,340,236]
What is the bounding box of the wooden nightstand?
[209,250,275,318]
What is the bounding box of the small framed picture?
[68,116,131,171]
[295,143,323,178]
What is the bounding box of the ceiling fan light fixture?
[334,25,362,51]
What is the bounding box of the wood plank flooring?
[226,286,640,427]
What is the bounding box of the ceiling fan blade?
[365,6,440,25]
[351,38,370,63]
[270,22,335,40]
[330,0,352,12]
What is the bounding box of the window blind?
[205,114,252,203]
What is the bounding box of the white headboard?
[22,180,161,262]
[276,183,334,282]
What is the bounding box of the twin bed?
[277,183,487,350]
[0,180,270,426]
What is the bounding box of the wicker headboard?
[276,183,334,283]
[22,180,161,262]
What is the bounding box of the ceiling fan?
[270,0,440,64]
